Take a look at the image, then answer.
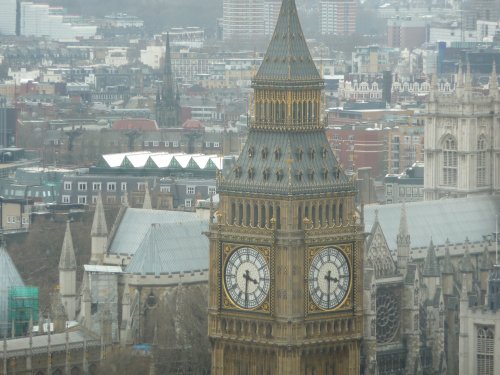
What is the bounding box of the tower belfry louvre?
[208,0,364,373]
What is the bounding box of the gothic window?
[414,287,419,306]
[234,166,242,178]
[376,289,400,344]
[442,136,457,186]
[477,326,494,375]
[477,137,487,187]
[414,314,419,331]
[262,147,269,159]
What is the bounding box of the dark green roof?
[252,0,322,87]
[219,131,353,195]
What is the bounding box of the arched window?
[477,137,487,187]
[261,147,269,159]
[442,136,457,186]
[477,326,494,375]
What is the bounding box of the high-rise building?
[0,0,17,35]
[222,0,265,41]
[423,64,500,200]
[264,0,281,36]
[209,0,363,373]
[320,0,357,36]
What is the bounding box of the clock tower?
[208,1,364,373]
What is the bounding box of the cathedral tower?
[155,33,180,128]
[208,1,364,373]
[90,193,108,265]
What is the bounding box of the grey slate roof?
[253,0,322,86]
[219,131,353,195]
[0,245,24,336]
[108,208,204,256]
[59,221,76,270]
[422,240,440,277]
[364,195,500,250]
[125,220,208,276]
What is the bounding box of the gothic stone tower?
[208,1,364,373]
[155,33,180,128]
[423,63,500,200]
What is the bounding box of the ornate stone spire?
[422,239,440,277]
[480,244,493,271]
[489,60,498,94]
[253,0,322,87]
[91,193,108,237]
[59,221,76,270]
[142,182,152,210]
[459,237,474,273]
[441,239,454,275]
[397,201,410,270]
[465,61,472,92]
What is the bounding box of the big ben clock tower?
[208,0,363,373]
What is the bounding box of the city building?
[320,0,357,36]
[263,0,281,36]
[222,0,265,41]
[209,0,364,372]
[423,64,500,200]
[0,0,18,36]
[387,18,427,49]
[384,162,424,204]
[19,2,97,41]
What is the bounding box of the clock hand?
[325,270,332,307]
[243,270,250,307]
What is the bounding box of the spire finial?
[490,60,498,93]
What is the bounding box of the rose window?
[376,289,400,344]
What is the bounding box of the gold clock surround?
[306,243,353,314]
[222,243,272,313]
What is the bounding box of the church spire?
[397,201,410,271]
[142,182,152,210]
[59,221,76,271]
[441,239,454,275]
[91,193,108,237]
[422,239,440,277]
[489,60,498,94]
[156,32,180,128]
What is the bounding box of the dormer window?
[321,147,328,160]
[309,147,315,160]
[308,169,314,181]
[275,147,282,160]
[262,147,269,159]
[296,148,303,161]
[276,169,284,182]
[296,170,303,182]
[234,166,242,178]
[322,168,328,180]
[248,168,255,180]
[263,168,271,181]
[248,146,255,158]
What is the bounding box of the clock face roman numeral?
[224,247,270,309]
[308,247,351,310]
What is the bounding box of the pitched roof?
[59,221,76,270]
[108,208,204,256]
[253,0,322,86]
[219,131,353,195]
[364,195,500,250]
[112,119,159,131]
[125,220,208,276]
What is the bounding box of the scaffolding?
[8,286,39,337]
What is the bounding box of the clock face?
[308,247,351,310]
[224,247,270,309]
